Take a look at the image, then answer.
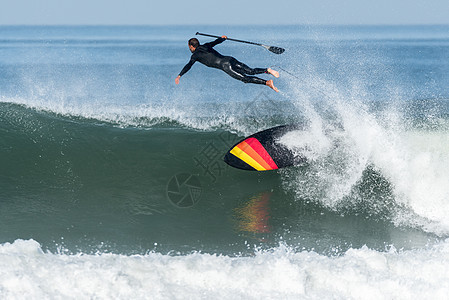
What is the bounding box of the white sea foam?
[1,239,449,299]
[0,94,280,135]
[280,70,449,235]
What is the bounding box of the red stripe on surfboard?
[245,137,278,170]
[237,141,272,170]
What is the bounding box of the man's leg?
[232,58,279,78]
[222,58,279,92]
[231,59,266,75]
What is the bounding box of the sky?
[0,0,448,25]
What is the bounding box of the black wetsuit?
[178,37,268,85]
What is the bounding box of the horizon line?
[1,23,448,27]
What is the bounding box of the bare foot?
[266,80,279,92]
[267,68,279,78]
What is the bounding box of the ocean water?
[1,25,449,298]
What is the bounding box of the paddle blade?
[267,46,285,54]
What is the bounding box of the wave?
[282,85,449,235]
[1,239,449,299]
[0,95,297,134]
[2,94,449,238]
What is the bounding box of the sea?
[1,25,449,299]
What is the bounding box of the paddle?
[195,32,285,55]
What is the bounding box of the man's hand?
[175,75,180,85]
[221,35,227,39]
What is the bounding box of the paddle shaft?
[196,32,264,47]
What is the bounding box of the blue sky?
[1,0,448,25]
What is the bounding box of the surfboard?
[224,124,306,171]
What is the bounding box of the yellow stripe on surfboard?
[230,146,267,171]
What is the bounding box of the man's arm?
[204,35,227,48]
[175,57,196,84]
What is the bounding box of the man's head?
[188,38,199,53]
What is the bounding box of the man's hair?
[188,38,199,49]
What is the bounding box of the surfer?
[175,36,279,92]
